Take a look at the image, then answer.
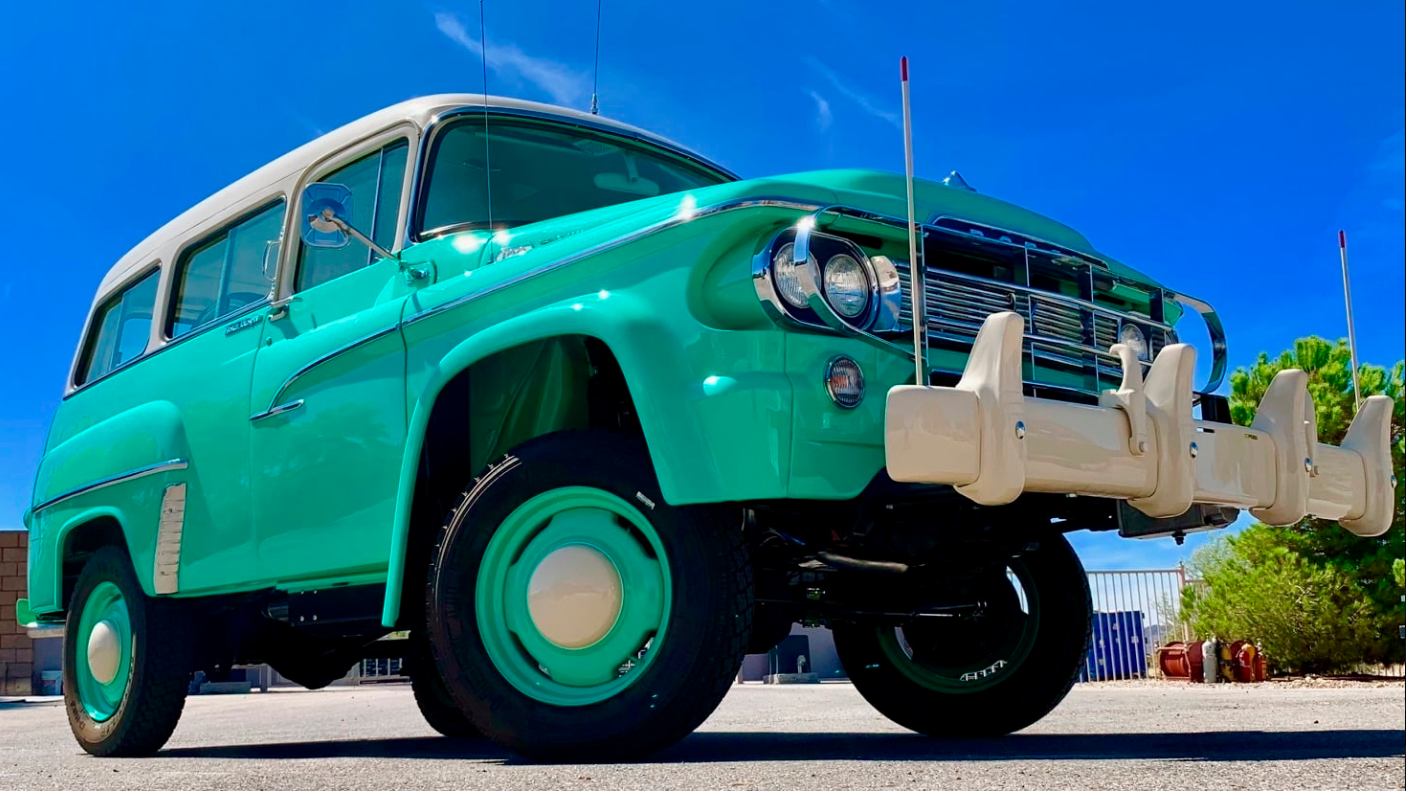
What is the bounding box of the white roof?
[98,94,728,297]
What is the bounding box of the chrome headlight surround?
[753,221,902,335]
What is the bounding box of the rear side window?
[296,139,408,292]
[167,201,285,338]
[76,269,160,385]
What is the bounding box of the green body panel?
[27,162,1176,626]
[248,259,412,584]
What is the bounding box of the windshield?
[418,117,731,238]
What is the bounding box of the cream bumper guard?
[886,312,1396,537]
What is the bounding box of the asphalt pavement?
[2,681,1402,790]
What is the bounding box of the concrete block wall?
[1,531,34,696]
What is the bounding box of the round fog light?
[825,356,865,409]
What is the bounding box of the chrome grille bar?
[894,261,1172,392]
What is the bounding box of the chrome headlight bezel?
[753,227,902,334]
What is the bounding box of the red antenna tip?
[1338,230,1347,249]
[900,56,908,81]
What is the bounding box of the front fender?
[382,283,791,626]
[27,401,191,612]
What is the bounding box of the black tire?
[833,533,1091,737]
[63,546,194,756]
[426,430,753,762]
[408,634,481,738]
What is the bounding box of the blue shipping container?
[1079,611,1147,681]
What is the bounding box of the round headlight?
[772,242,814,309]
[1119,322,1149,361]
[823,253,871,319]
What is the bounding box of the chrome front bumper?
[886,312,1396,537]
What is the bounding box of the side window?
[76,269,160,385]
[167,201,285,339]
[296,139,408,292]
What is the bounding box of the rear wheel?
[833,534,1090,737]
[426,430,753,762]
[63,546,194,756]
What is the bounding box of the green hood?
[715,168,1162,288]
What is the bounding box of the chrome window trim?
[63,297,272,399]
[404,105,738,247]
[262,325,400,410]
[165,198,288,342]
[31,459,190,514]
[289,127,418,298]
[70,265,163,391]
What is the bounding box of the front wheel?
[425,430,753,762]
[63,546,194,756]
[407,633,481,738]
[833,533,1091,737]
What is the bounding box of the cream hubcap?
[87,620,122,685]
[527,544,623,649]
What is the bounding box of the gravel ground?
[1,682,1402,791]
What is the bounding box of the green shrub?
[1182,526,1382,674]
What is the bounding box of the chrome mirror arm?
[318,214,398,263]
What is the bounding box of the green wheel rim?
[877,563,1039,694]
[475,487,671,707]
[74,581,132,722]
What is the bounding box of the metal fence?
[1081,568,1192,681]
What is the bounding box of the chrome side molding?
[30,459,190,514]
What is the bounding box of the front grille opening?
[893,227,1171,397]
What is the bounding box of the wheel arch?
[382,291,776,628]
[28,400,191,614]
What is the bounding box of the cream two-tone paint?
[885,312,1395,536]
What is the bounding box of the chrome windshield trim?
[403,197,823,330]
[249,399,305,423]
[31,459,189,514]
[265,325,399,409]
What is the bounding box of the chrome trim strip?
[153,483,187,595]
[31,459,189,514]
[249,399,306,423]
[265,325,399,408]
[404,197,823,329]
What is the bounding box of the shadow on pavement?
[155,729,1405,763]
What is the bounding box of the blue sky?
[1,2,1401,570]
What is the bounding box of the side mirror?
[301,183,355,249]
[299,182,398,262]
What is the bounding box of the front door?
[249,135,418,584]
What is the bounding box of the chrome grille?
[895,261,1170,393]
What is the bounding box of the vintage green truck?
[20,95,1394,760]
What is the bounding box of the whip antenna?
[479,0,494,230]
[1339,230,1361,407]
[590,0,603,114]
[900,56,926,385]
